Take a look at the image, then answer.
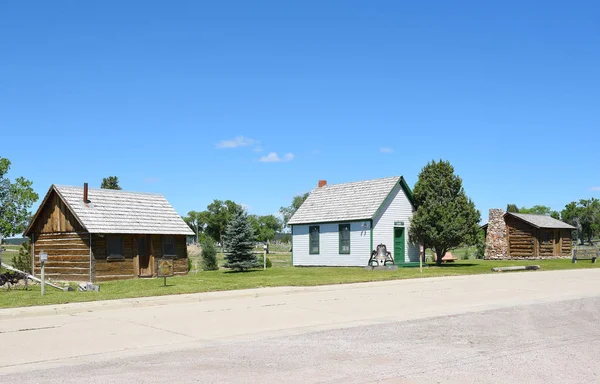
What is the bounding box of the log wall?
[506,216,572,258]
[32,232,90,281]
[91,234,188,281]
[506,216,536,257]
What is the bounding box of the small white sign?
[39,251,48,262]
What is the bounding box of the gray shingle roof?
[287,176,403,225]
[45,185,193,235]
[508,213,576,229]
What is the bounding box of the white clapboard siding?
[372,183,419,263]
[293,221,371,266]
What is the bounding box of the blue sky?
[1,0,599,222]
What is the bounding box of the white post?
[41,261,45,296]
[39,251,48,296]
[264,249,267,270]
[419,244,423,273]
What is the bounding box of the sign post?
[39,251,48,296]
[157,258,174,286]
[263,244,267,270]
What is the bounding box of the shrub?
[266,257,272,268]
[201,237,219,271]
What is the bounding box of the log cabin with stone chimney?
[24,184,194,282]
[482,209,575,259]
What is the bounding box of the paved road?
[1,269,599,383]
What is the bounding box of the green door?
[394,227,405,264]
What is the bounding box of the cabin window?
[106,236,124,259]
[162,235,177,257]
[543,232,551,244]
[339,224,351,254]
[309,226,320,254]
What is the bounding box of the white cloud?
[380,147,393,153]
[216,136,258,149]
[259,152,294,163]
[589,186,600,191]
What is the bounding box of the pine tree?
[201,237,219,271]
[223,210,259,271]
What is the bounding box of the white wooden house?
[288,176,419,266]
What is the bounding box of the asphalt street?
[1,269,599,383]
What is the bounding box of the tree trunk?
[435,247,446,266]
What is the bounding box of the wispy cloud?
[216,136,258,149]
[259,152,294,163]
[589,186,600,191]
[143,177,160,183]
[380,147,393,153]
[253,145,264,152]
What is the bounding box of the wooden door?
[137,236,152,277]
[394,227,405,264]
[554,230,561,256]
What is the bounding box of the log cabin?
[24,183,194,282]
[483,209,575,259]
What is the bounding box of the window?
[339,224,350,254]
[309,226,320,254]
[106,236,124,259]
[543,232,551,244]
[137,237,146,257]
[163,235,176,257]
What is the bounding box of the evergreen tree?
[201,237,219,271]
[223,210,259,271]
[409,160,481,266]
[100,176,122,190]
[13,241,31,272]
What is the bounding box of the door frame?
[136,235,153,277]
[393,226,405,264]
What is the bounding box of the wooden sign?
[157,258,174,277]
[394,221,404,226]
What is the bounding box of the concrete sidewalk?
[1,269,599,376]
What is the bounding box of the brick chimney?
[484,208,507,259]
[318,180,327,188]
[83,182,89,203]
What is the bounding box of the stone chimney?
[318,180,327,188]
[484,208,507,259]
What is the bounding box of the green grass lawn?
[1,245,20,266]
[1,258,598,309]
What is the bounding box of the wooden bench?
[572,248,598,263]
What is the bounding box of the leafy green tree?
[184,210,208,243]
[279,193,309,228]
[506,204,519,213]
[249,214,283,243]
[518,205,552,215]
[408,160,481,266]
[561,199,600,245]
[223,210,259,271]
[0,157,39,268]
[550,211,561,220]
[201,237,219,271]
[204,199,243,248]
[100,176,122,190]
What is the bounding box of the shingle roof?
[27,185,194,235]
[288,176,410,225]
[508,213,576,229]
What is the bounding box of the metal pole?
[41,261,45,296]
